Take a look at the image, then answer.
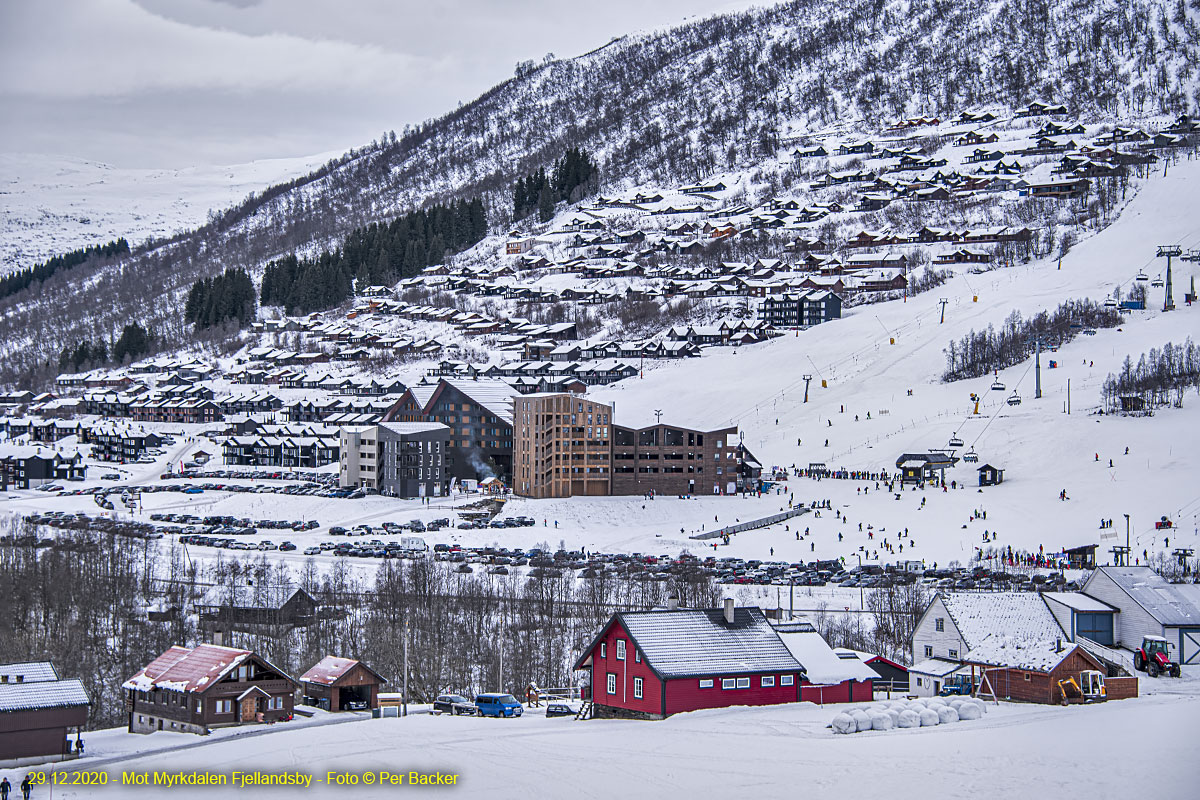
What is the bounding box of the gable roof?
[965,638,1100,673]
[935,592,1066,649]
[908,658,963,677]
[575,607,802,679]
[123,644,295,693]
[299,656,387,686]
[1085,567,1200,626]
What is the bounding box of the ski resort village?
[4,0,1200,797]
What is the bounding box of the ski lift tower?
[1157,245,1181,311]
[1034,339,1044,400]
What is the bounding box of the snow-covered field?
[0,152,337,271]
[12,691,1198,799]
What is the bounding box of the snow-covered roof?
[1086,567,1200,626]
[775,628,877,684]
[965,637,1094,673]
[378,421,449,436]
[582,607,802,679]
[0,661,59,683]
[938,592,1066,649]
[0,679,89,713]
[1042,592,1116,613]
[123,644,257,693]
[908,658,963,677]
[298,656,377,686]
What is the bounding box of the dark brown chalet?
[0,661,90,761]
[123,644,297,734]
[299,656,387,711]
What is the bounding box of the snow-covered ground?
[0,151,338,271]
[12,692,1197,798]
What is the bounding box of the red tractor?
[1133,635,1182,678]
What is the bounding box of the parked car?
[474,693,523,718]
[433,694,477,716]
[545,702,579,718]
[304,546,321,555]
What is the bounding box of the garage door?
[1181,629,1200,665]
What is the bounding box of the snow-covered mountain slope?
[0,152,338,273]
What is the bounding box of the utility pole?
[1125,514,1131,563]
[938,298,948,324]
[1035,340,1043,400]
[498,621,504,692]
[1067,378,1070,415]
[1157,245,1180,311]
[403,618,409,717]
[802,374,812,403]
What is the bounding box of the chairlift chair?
[1103,297,1117,308]
[1007,391,1022,406]
[948,435,965,449]
[1135,270,1149,282]
[962,447,980,463]
[1151,274,1164,287]
[990,379,1006,391]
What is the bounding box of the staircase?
[575,701,593,720]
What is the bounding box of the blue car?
[474,693,523,718]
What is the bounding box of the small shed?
[977,463,1004,486]
[1063,544,1098,570]
[965,638,1118,704]
[299,656,387,711]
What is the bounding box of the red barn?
[573,601,805,719]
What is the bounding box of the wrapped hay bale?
[897,709,920,728]
[918,708,941,726]
[957,701,983,721]
[871,712,895,731]
[937,705,960,724]
[831,712,857,735]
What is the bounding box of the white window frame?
[948,649,958,659]
[699,679,714,689]
[600,642,606,658]
[761,676,775,687]
[635,649,641,663]
[935,617,945,632]
[616,639,626,661]
[781,675,794,686]
[633,677,643,699]
[721,678,736,690]
[607,673,617,695]
[924,645,933,658]
[736,677,751,689]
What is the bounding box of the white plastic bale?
[897,709,920,728]
[918,708,941,726]
[937,705,960,724]
[852,711,873,732]
[957,702,983,721]
[831,712,857,734]
[970,697,988,714]
[872,713,895,731]
[886,708,901,726]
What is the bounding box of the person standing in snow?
[1,776,10,800]
[20,777,30,800]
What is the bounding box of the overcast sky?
[0,0,774,169]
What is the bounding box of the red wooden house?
[573,601,805,719]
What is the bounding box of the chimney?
[1056,638,1063,653]
[666,596,679,611]
[212,629,225,647]
[723,598,735,625]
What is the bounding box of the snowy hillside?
[1,0,1199,387]
[0,152,337,273]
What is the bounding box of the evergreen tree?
[112,323,151,364]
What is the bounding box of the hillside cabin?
[124,644,297,734]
